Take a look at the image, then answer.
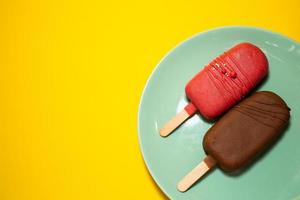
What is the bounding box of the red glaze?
[184,103,197,115]
[185,43,268,119]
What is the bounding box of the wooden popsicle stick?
[177,156,216,192]
[159,109,190,137]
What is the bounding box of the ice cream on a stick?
[160,43,268,137]
[177,91,290,192]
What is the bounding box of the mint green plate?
[138,27,300,200]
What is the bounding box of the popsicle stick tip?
[176,182,188,192]
[159,128,169,137]
[159,109,191,137]
[177,156,216,192]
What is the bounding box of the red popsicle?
[160,43,268,137]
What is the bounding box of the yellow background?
[0,0,299,199]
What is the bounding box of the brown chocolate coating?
[203,91,290,172]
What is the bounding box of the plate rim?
[137,25,300,199]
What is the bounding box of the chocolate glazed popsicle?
[177,91,290,192]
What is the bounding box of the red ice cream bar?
[160,43,269,137]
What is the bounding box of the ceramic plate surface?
[138,27,300,200]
